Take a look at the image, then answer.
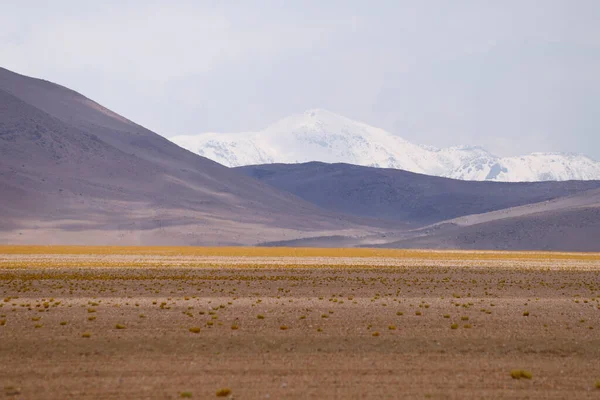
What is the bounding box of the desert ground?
[1,246,599,399]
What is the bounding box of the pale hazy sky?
[2,1,599,158]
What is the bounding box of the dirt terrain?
[1,247,599,399]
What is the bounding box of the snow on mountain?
[170,109,600,182]
[457,153,600,182]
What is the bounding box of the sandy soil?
[1,250,599,399]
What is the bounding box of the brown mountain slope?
[239,163,600,251]
[0,68,375,245]
[374,189,600,251]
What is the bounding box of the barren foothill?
[1,246,599,399]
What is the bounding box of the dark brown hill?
[237,162,600,225]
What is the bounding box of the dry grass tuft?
[510,370,533,380]
[216,388,231,397]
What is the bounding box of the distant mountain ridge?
[171,109,600,182]
[238,162,600,251]
[2,66,600,251]
[237,162,600,225]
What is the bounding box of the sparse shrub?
[450,323,459,329]
[280,325,288,330]
[216,388,231,397]
[115,324,126,329]
[180,392,192,398]
[523,311,529,316]
[510,369,532,379]
[189,327,201,333]
[81,332,91,338]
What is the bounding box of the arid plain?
[1,246,599,399]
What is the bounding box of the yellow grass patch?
[1,245,598,261]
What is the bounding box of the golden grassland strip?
[1,245,600,261]
[1,260,599,271]
[0,262,430,270]
[2,256,600,270]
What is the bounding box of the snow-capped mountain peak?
[170,109,600,182]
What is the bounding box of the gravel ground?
[1,252,599,399]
